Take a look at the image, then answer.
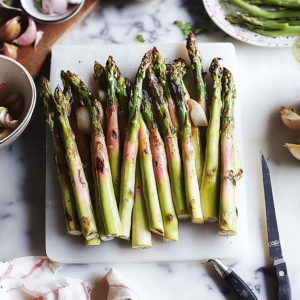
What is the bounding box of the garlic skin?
[98,89,107,104]
[2,93,24,119]
[284,143,300,160]
[0,16,21,42]
[34,31,44,50]
[0,107,19,129]
[13,17,37,47]
[39,0,68,14]
[0,128,13,140]
[280,106,300,131]
[187,99,208,126]
[3,43,18,60]
[76,106,91,134]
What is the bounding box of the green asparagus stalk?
[152,47,180,130]
[141,90,178,241]
[170,59,203,224]
[67,71,122,237]
[85,238,101,246]
[147,64,189,220]
[229,0,300,19]
[132,153,152,248]
[139,115,164,235]
[52,85,98,240]
[41,78,82,236]
[219,68,241,236]
[200,58,223,223]
[106,56,122,204]
[119,50,152,240]
[246,0,300,8]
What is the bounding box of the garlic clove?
[3,43,18,60]
[284,143,300,160]
[0,128,13,140]
[76,106,91,134]
[2,93,24,119]
[280,106,300,131]
[39,0,68,14]
[13,17,37,47]
[99,89,107,104]
[187,99,208,126]
[0,107,18,129]
[0,16,21,43]
[34,30,44,50]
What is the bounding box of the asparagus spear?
[152,47,180,130]
[246,0,300,8]
[119,50,152,240]
[170,59,203,224]
[41,77,82,236]
[106,56,122,205]
[85,238,101,246]
[52,85,98,240]
[141,90,178,241]
[200,58,223,223]
[132,153,152,248]
[147,64,189,220]
[186,33,209,117]
[229,0,300,19]
[139,114,164,235]
[67,71,122,237]
[219,68,240,236]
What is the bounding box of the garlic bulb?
[279,106,300,131]
[187,99,208,126]
[0,107,19,129]
[13,17,37,47]
[284,143,300,160]
[0,16,21,42]
[76,106,91,134]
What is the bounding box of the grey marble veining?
[0,0,300,299]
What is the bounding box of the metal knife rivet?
[279,271,285,277]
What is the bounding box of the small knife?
[203,259,258,299]
[261,152,292,300]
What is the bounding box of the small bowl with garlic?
[0,54,36,149]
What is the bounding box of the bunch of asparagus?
[226,0,300,37]
[41,32,243,248]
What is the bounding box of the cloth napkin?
[0,256,140,300]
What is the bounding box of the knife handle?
[223,270,258,300]
[274,262,292,300]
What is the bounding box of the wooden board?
[4,0,99,79]
[46,43,249,264]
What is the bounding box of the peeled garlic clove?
[99,89,107,104]
[39,0,68,14]
[187,99,208,126]
[0,128,12,140]
[284,143,300,160]
[3,43,18,60]
[280,106,300,131]
[13,17,37,47]
[0,107,18,129]
[2,93,24,119]
[34,30,44,50]
[0,16,21,42]
[76,106,91,134]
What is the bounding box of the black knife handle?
[274,262,292,300]
[223,270,258,300]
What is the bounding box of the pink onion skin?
[13,17,37,47]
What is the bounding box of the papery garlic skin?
[76,106,91,134]
[187,99,208,126]
[3,43,18,60]
[13,17,37,47]
[284,143,300,160]
[0,128,13,140]
[280,106,300,131]
[0,107,19,129]
[0,16,21,42]
[34,31,44,50]
[2,93,24,119]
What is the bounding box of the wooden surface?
[16,0,99,79]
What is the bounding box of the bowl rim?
[0,55,36,145]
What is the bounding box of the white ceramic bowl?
[203,0,297,47]
[20,0,85,24]
[0,55,36,149]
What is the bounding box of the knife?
[203,259,258,300]
[261,152,292,300]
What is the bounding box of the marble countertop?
[1,0,300,299]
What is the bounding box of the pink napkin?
[0,256,140,300]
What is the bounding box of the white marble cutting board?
[46,43,249,263]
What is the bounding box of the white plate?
[203,0,296,47]
[46,43,249,263]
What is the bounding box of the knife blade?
[261,152,292,300]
